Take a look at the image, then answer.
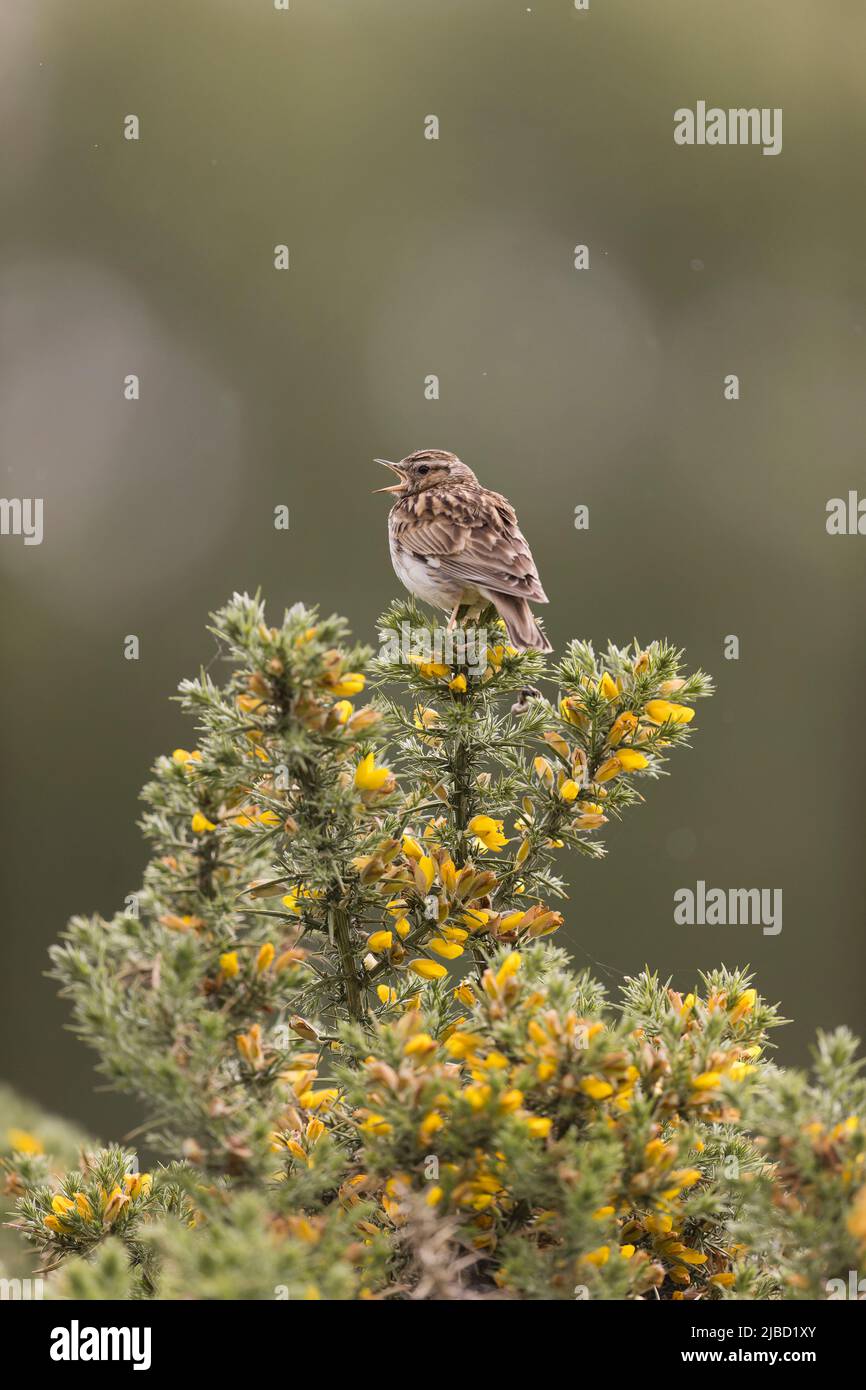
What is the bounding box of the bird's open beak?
[373,459,407,494]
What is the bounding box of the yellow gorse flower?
[613,748,650,771]
[236,1023,265,1068]
[414,856,436,893]
[560,697,587,728]
[220,951,239,978]
[464,1083,492,1111]
[468,815,508,852]
[498,911,525,932]
[328,672,366,698]
[729,988,758,1024]
[595,749,649,782]
[500,1089,524,1113]
[409,959,448,981]
[407,655,450,680]
[644,699,694,726]
[103,1186,129,1224]
[7,1128,43,1155]
[419,1112,444,1139]
[74,1192,94,1219]
[360,1113,392,1136]
[496,952,522,985]
[354,752,393,793]
[298,1088,338,1112]
[607,711,638,747]
[256,942,275,973]
[172,747,202,770]
[428,937,464,960]
[123,1172,152,1199]
[580,1076,614,1101]
[728,1061,757,1082]
[526,1116,552,1139]
[692,1070,722,1091]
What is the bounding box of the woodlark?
[375,449,552,653]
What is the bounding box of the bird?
[374,449,552,653]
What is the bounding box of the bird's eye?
[416,464,430,475]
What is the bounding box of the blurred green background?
[1,0,864,1143]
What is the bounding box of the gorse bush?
[5,594,865,1300]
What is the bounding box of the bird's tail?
[492,595,553,654]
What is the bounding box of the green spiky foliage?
[729,1028,866,1299]
[43,595,709,1166]
[0,1086,91,1280]
[8,594,866,1300]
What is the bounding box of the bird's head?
[374,450,479,496]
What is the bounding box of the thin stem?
[331,903,366,1023]
[445,652,487,976]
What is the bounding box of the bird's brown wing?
[390,486,548,603]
